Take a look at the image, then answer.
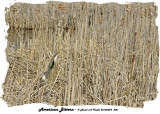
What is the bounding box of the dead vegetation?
[2,2,159,108]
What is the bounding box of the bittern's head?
[48,52,58,69]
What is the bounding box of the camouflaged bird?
[41,52,58,82]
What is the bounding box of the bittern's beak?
[54,54,58,62]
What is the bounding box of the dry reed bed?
[2,2,159,107]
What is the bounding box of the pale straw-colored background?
[0,0,160,114]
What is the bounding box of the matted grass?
[2,2,159,107]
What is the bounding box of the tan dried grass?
[2,2,159,108]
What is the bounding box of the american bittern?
[41,52,58,82]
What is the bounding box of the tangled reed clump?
[2,2,159,108]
